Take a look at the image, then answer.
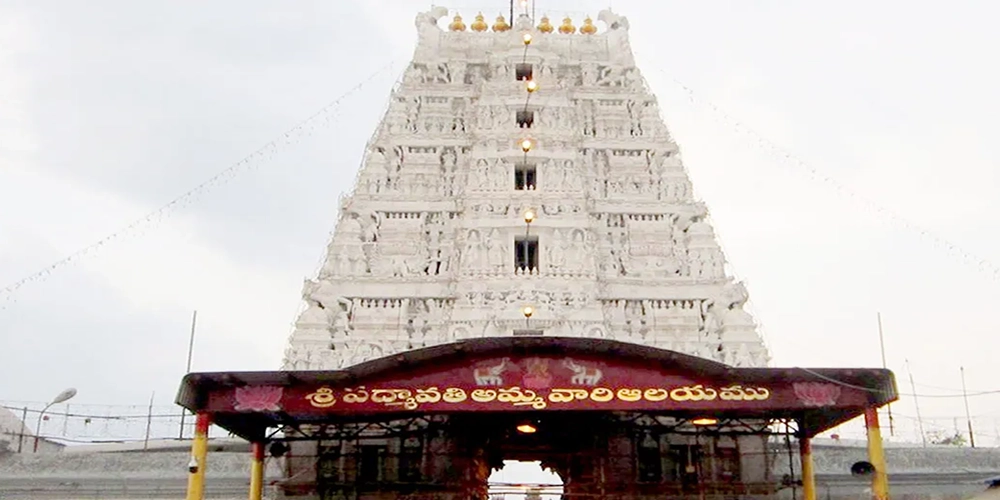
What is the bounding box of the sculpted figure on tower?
[282,6,771,371]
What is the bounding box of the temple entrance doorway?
[175,337,899,500]
[488,460,562,500]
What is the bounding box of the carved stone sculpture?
[284,5,771,371]
[355,211,381,243]
[486,229,506,273]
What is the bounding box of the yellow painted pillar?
[185,413,211,500]
[864,408,890,500]
[249,441,265,500]
[799,436,816,500]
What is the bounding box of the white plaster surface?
[1,444,995,478]
[282,7,770,371]
[0,450,280,479]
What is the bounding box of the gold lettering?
[369,389,410,406]
[667,385,719,402]
[742,387,770,401]
[719,385,770,401]
[643,388,669,402]
[305,387,337,408]
[670,384,705,401]
[498,387,538,404]
[442,388,467,403]
[304,384,763,410]
[669,386,695,401]
[497,387,519,403]
[719,385,746,401]
[692,385,708,401]
[389,389,414,406]
[343,387,369,404]
[513,396,548,409]
[702,387,718,401]
[617,388,642,402]
[548,389,575,403]
[471,389,498,403]
[590,387,614,402]
[415,387,442,403]
[522,390,540,403]
[548,389,589,403]
[370,389,396,404]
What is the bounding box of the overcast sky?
[1,0,998,445]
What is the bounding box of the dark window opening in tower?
[517,109,535,128]
[514,236,539,272]
[516,63,533,81]
[515,163,537,190]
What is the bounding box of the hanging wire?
[638,59,1000,284]
[796,367,1000,399]
[286,64,411,348]
[0,59,400,305]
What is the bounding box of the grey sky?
[1,0,998,443]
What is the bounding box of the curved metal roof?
[175,337,897,440]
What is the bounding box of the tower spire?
[283,6,770,371]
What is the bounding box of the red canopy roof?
[176,337,897,440]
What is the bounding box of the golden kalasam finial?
[471,12,488,32]
[580,16,597,35]
[449,13,466,32]
[537,15,554,33]
[558,16,576,34]
[492,14,510,32]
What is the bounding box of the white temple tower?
[282,8,770,371]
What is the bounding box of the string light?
[522,305,534,318]
[522,33,532,45]
[643,60,1000,283]
[520,138,533,152]
[0,60,401,305]
[523,209,536,224]
[526,80,538,93]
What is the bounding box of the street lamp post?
[34,388,77,453]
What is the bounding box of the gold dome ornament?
[580,16,597,35]
[471,13,488,32]
[537,15,554,33]
[449,14,466,32]
[558,16,576,34]
[492,14,510,32]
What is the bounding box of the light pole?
[34,388,76,453]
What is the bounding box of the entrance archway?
[176,337,899,499]
[488,460,562,500]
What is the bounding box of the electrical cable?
[0,60,399,304]
[796,367,1000,399]
[642,62,1000,284]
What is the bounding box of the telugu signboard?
[203,355,863,416]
